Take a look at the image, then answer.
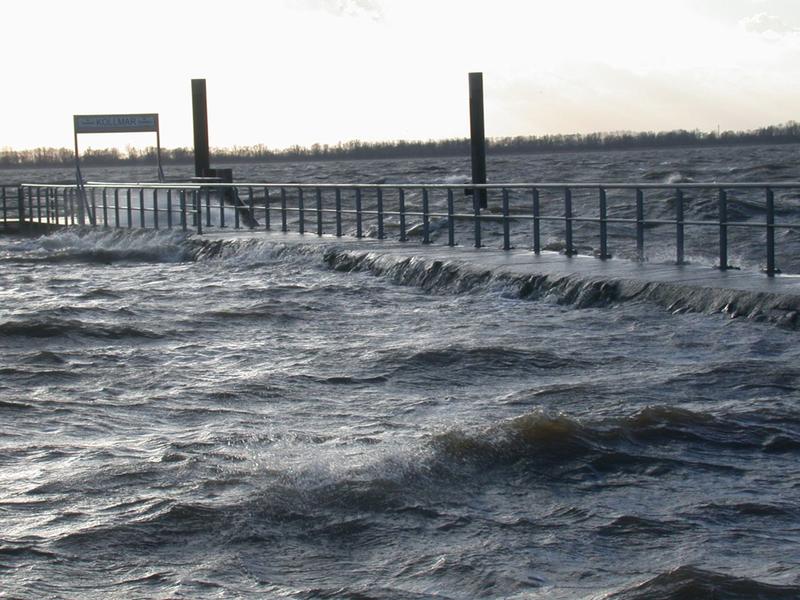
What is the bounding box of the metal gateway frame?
[72,114,165,225]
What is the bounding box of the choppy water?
[2,147,800,598]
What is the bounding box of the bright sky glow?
[3,0,799,150]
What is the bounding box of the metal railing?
[11,180,800,276]
[0,185,25,228]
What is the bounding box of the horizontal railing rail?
[10,180,800,276]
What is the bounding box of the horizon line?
[2,121,797,155]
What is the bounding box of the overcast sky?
[3,0,799,150]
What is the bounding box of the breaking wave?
[41,405,800,556]
[606,566,800,599]
[429,405,800,469]
[0,228,192,264]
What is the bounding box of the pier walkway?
[202,230,800,326]
[6,179,800,325]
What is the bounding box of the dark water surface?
[1,148,800,598]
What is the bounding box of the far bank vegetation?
[2,122,799,168]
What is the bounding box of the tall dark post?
[192,79,210,177]
[469,72,487,209]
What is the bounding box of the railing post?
[227,187,236,228]
[45,189,52,226]
[152,188,159,229]
[28,187,34,229]
[68,188,75,225]
[205,188,212,228]
[195,190,203,234]
[17,186,25,230]
[377,187,384,240]
[502,188,510,250]
[89,189,97,227]
[766,187,776,276]
[53,189,59,227]
[355,188,363,238]
[264,187,271,230]
[598,187,609,259]
[114,189,120,228]
[234,187,240,229]
[399,188,407,242]
[718,188,728,270]
[220,187,227,228]
[564,187,574,256]
[166,189,173,229]
[676,188,685,265]
[126,189,133,228]
[1,187,6,228]
[180,190,187,231]
[447,188,455,247]
[77,186,87,226]
[335,188,342,237]
[247,187,254,228]
[230,187,237,227]
[139,188,146,228]
[26,188,34,232]
[29,187,36,231]
[473,186,481,248]
[636,188,644,261]
[422,188,430,244]
[316,188,323,236]
[43,189,50,226]
[298,188,305,234]
[281,187,288,232]
[532,188,540,253]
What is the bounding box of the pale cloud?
[298,0,383,20]
[741,12,799,34]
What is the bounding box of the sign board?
[72,112,165,223]
[74,113,159,134]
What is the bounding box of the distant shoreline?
[2,125,799,170]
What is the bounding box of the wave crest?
[607,565,800,599]
[0,229,192,264]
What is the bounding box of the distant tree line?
[2,122,799,168]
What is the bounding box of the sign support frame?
[72,113,165,224]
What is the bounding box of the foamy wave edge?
[192,238,800,328]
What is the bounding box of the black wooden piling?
[192,79,211,177]
[469,72,488,210]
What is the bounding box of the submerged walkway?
[201,230,800,326]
